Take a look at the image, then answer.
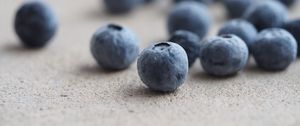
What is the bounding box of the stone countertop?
[0,0,300,126]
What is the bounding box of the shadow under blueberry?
[1,42,45,54]
[78,63,124,76]
[245,63,287,75]
[122,83,180,99]
[191,71,238,82]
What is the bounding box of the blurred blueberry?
[251,28,297,71]
[283,19,300,56]
[103,0,140,14]
[223,0,256,19]
[218,19,257,51]
[143,0,155,4]
[14,1,58,48]
[169,30,201,67]
[243,0,288,31]
[167,1,211,39]
[91,24,139,70]
[277,0,297,7]
[200,34,249,76]
[137,42,188,92]
[173,0,213,4]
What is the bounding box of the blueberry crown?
[153,42,171,50]
[107,24,123,31]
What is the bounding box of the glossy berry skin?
[283,19,300,56]
[200,35,249,76]
[137,42,188,92]
[169,30,201,67]
[223,0,255,19]
[218,19,257,51]
[243,0,288,31]
[14,1,58,48]
[167,1,211,39]
[251,28,297,71]
[103,0,140,14]
[91,24,139,70]
[173,0,213,4]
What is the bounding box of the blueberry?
[173,0,213,4]
[167,1,211,39]
[137,42,188,92]
[251,28,297,71]
[103,0,140,14]
[243,0,288,31]
[91,24,139,70]
[200,35,249,76]
[14,1,58,48]
[169,30,201,67]
[143,0,155,4]
[223,0,256,19]
[277,0,297,7]
[218,19,257,51]
[283,19,300,56]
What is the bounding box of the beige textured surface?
[1,0,300,126]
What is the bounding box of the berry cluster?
[14,0,300,92]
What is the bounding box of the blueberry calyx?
[108,24,123,31]
[221,34,233,39]
[153,42,171,50]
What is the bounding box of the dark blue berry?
[143,0,155,4]
[167,1,211,39]
[283,19,300,56]
[103,0,140,14]
[91,24,139,70]
[277,0,297,7]
[173,0,213,4]
[243,0,288,31]
[223,0,256,19]
[169,30,201,67]
[14,1,58,48]
[251,28,297,71]
[137,42,188,92]
[218,19,257,51]
[200,34,249,76]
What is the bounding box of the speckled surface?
[0,0,300,126]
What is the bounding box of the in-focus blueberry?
[14,1,58,48]
[223,0,256,19]
[173,0,213,4]
[167,1,211,39]
[137,42,188,92]
[284,19,300,56]
[218,19,257,51]
[169,30,201,67]
[91,24,139,70]
[200,34,249,76]
[103,0,140,14]
[251,28,297,71]
[243,0,288,31]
